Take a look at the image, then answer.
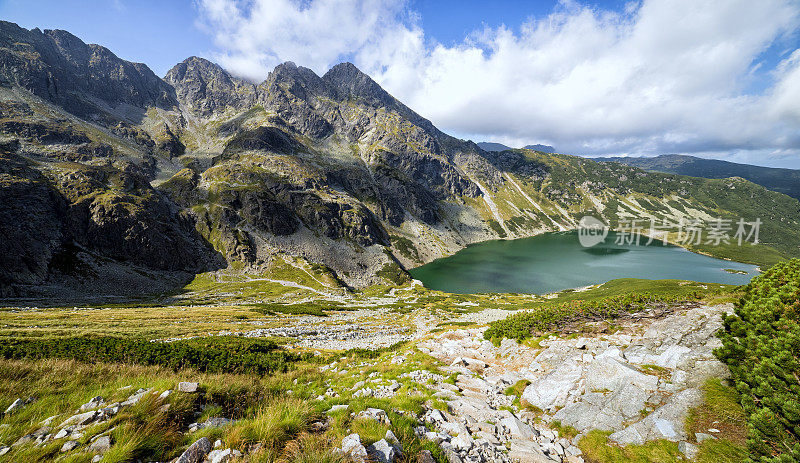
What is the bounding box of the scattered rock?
[341,433,368,462]
[89,435,111,453]
[61,440,79,452]
[80,396,105,411]
[4,398,23,415]
[356,408,390,425]
[208,448,242,463]
[176,436,212,463]
[416,449,436,463]
[59,410,99,428]
[522,362,583,410]
[587,357,658,392]
[695,432,715,443]
[178,382,199,393]
[369,438,398,463]
[121,388,150,406]
[327,404,348,414]
[679,440,699,459]
[385,429,403,452]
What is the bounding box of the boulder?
[508,440,551,462]
[522,362,583,410]
[553,401,623,432]
[341,433,368,462]
[609,388,703,445]
[327,404,348,414]
[501,415,538,440]
[385,429,403,453]
[605,382,648,420]
[4,398,23,415]
[175,436,212,463]
[356,408,390,425]
[59,410,99,428]
[451,433,473,451]
[416,449,436,463]
[686,360,729,388]
[208,448,242,463]
[439,442,464,463]
[586,357,658,392]
[178,382,199,393]
[80,396,105,411]
[679,441,699,460]
[369,438,398,463]
[88,435,111,453]
[60,440,79,452]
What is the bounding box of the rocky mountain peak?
[0,21,176,117]
[264,61,336,101]
[165,56,256,116]
[322,62,393,107]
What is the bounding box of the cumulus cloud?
[195,0,409,80]
[196,0,800,166]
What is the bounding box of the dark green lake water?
[409,231,759,294]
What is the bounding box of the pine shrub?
[715,259,800,462]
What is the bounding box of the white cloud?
[197,0,800,166]
[195,0,408,80]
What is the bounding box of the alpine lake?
[409,231,759,294]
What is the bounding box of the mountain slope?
[596,154,800,200]
[523,144,555,153]
[477,142,513,152]
[0,21,798,298]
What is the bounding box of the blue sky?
[1,0,799,167]
[0,1,632,76]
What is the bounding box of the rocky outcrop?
[164,56,256,117]
[0,151,66,296]
[418,304,734,459]
[0,149,221,297]
[0,21,176,117]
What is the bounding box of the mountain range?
[478,142,556,153]
[595,154,800,200]
[1,21,799,298]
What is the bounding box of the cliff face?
[1,21,798,298]
[0,21,176,117]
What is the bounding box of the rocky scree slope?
[417,303,734,462]
[1,21,799,297]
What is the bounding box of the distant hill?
[478,142,557,153]
[523,144,556,153]
[595,154,800,200]
[477,142,513,152]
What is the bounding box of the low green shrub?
[484,292,699,342]
[0,336,311,375]
[715,259,800,461]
